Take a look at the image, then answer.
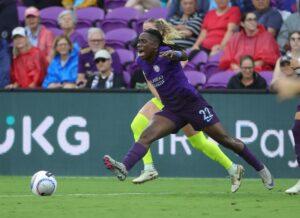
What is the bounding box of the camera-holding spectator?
[85,49,125,89]
[219,11,280,72]
[6,27,48,89]
[24,7,55,62]
[42,35,79,89]
[227,54,267,89]
[272,31,300,89]
[58,10,87,48]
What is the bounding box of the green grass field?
[0,176,299,218]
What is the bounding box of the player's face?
[137,32,158,62]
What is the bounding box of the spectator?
[167,0,210,20]
[42,35,79,89]
[168,0,203,49]
[192,0,241,56]
[62,0,97,10]
[77,27,122,87]
[167,0,252,21]
[85,49,125,89]
[252,0,283,37]
[6,27,47,89]
[24,7,55,62]
[219,11,280,72]
[125,0,161,13]
[20,0,62,9]
[227,55,267,89]
[58,9,87,48]
[272,31,300,89]
[277,4,300,54]
[0,0,18,88]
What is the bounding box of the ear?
[240,21,244,28]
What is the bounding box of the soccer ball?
[31,170,57,196]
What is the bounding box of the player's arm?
[143,72,161,100]
[159,49,188,61]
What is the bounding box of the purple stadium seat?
[184,50,208,72]
[122,70,132,88]
[101,7,141,32]
[75,7,105,29]
[104,0,127,10]
[76,27,89,44]
[184,70,206,89]
[136,7,168,33]
[115,48,135,72]
[259,71,273,87]
[204,71,236,89]
[208,51,224,62]
[40,6,64,28]
[17,5,26,25]
[105,28,137,49]
[48,27,63,36]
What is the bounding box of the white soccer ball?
[31,170,57,196]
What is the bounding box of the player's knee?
[130,116,140,135]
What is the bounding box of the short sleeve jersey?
[201,6,241,50]
[137,46,208,112]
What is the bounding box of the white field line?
[0,191,228,198]
[0,190,290,198]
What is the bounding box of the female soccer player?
[131,18,244,193]
[104,29,274,191]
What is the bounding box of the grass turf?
[0,176,299,218]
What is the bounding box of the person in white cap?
[5,26,48,89]
[85,49,125,89]
[24,6,54,62]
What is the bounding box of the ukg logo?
[0,116,90,156]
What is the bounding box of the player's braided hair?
[143,29,183,51]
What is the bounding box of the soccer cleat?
[103,155,128,181]
[285,180,300,194]
[230,164,244,193]
[132,169,159,184]
[258,165,274,190]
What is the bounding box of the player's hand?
[277,78,300,100]
[159,50,178,60]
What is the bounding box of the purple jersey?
[137,46,208,112]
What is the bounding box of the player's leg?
[202,122,274,190]
[104,114,178,181]
[182,125,244,192]
[130,98,162,183]
[285,111,300,194]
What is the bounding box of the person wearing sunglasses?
[85,49,125,89]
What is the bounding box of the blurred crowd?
[0,0,299,91]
